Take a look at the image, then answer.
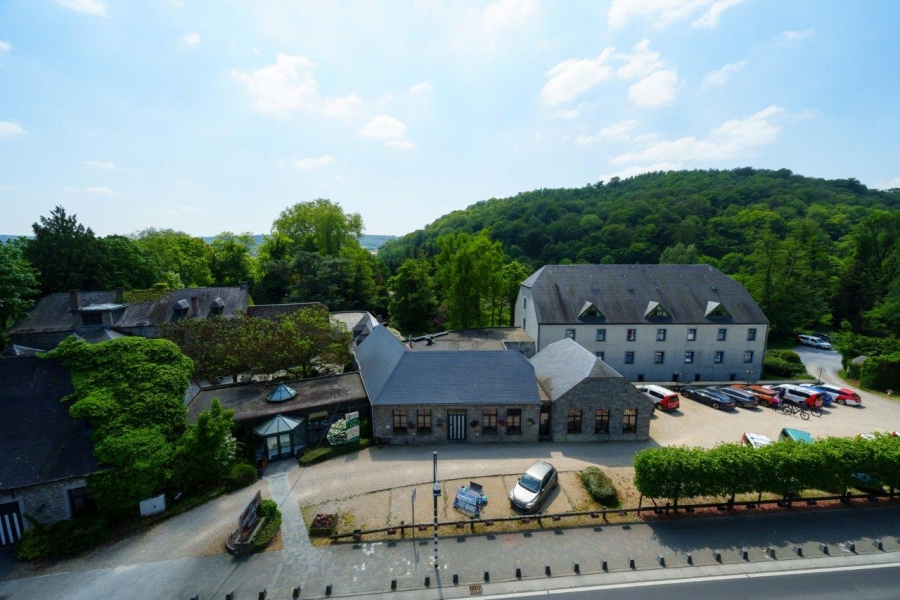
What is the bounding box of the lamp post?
[432,451,441,568]
[817,367,824,385]
[746,369,752,385]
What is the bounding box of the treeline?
[379,168,900,337]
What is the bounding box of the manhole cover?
[470,584,483,596]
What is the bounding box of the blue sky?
[2,0,899,238]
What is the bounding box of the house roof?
[530,338,623,400]
[407,328,534,351]
[1,344,42,357]
[521,264,768,325]
[10,286,251,337]
[355,325,541,406]
[246,302,328,320]
[0,357,98,492]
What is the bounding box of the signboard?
[345,411,360,444]
[238,490,263,542]
[139,493,166,517]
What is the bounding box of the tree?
[134,229,213,287]
[501,260,531,326]
[96,235,167,289]
[24,206,105,295]
[175,399,237,491]
[210,232,256,286]
[389,257,439,334]
[267,198,363,257]
[659,243,700,264]
[434,230,504,329]
[0,241,39,341]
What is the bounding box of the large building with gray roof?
[516,264,769,383]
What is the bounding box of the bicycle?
[781,403,810,420]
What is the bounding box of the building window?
[483,408,498,433]
[567,409,582,434]
[656,328,666,342]
[523,297,527,309]
[595,409,610,434]
[622,408,638,433]
[595,351,605,361]
[626,328,636,341]
[522,319,526,329]
[417,409,432,434]
[684,351,694,364]
[506,409,522,434]
[625,351,635,364]
[744,350,754,363]
[68,486,97,518]
[565,328,576,340]
[717,328,727,341]
[596,328,606,342]
[714,351,724,364]
[392,410,408,434]
[687,328,697,341]
[747,328,757,341]
[81,312,103,326]
[654,351,665,364]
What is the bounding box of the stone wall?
[372,404,541,445]
[0,477,88,528]
[551,378,653,442]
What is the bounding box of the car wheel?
[837,399,845,405]
[711,402,720,410]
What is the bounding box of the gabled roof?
[355,325,541,406]
[0,357,98,492]
[521,264,767,325]
[253,414,303,436]
[530,339,622,400]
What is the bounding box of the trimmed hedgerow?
[17,515,111,561]
[226,462,259,492]
[579,467,620,508]
[250,499,282,553]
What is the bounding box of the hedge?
[226,462,259,492]
[859,352,900,392]
[298,439,371,466]
[579,467,619,507]
[764,350,808,378]
[250,499,282,553]
[17,515,111,561]
[634,434,900,504]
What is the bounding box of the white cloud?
[359,115,407,139]
[874,176,900,190]
[409,82,432,95]
[616,40,663,79]
[483,0,537,28]
[454,0,538,53]
[576,119,639,146]
[600,162,685,181]
[387,140,416,150]
[84,160,117,171]
[780,29,814,42]
[230,54,360,118]
[183,32,201,47]
[278,155,335,171]
[57,0,107,16]
[178,204,201,213]
[85,186,115,195]
[0,121,26,137]
[608,0,742,29]
[701,59,747,88]
[611,105,784,165]
[0,41,11,55]
[541,48,614,105]
[554,109,580,120]
[628,70,679,107]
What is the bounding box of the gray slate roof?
[522,264,768,325]
[355,325,541,406]
[530,338,623,400]
[246,302,327,320]
[0,357,97,492]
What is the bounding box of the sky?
[2,0,900,238]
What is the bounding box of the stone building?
[530,339,653,442]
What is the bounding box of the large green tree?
[265,198,363,257]
[134,228,213,287]
[434,230,504,329]
[389,257,439,334]
[210,232,257,286]
[25,206,105,295]
[174,399,237,492]
[0,241,39,340]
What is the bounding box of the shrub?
[859,352,900,392]
[326,418,347,446]
[226,462,258,492]
[579,467,619,508]
[250,499,282,552]
[764,352,808,378]
[769,349,802,364]
[298,439,371,466]
[17,515,110,561]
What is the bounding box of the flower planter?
[310,513,338,536]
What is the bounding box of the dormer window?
[174,299,190,321]
[644,301,671,319]
[209,297,225,317]
[705,301,732,318]
[82,312,103,326]
[577,301,605,320]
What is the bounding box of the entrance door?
[278,433,293,457]
[448,409,467,442]
[0,501,23,547]
[539,405,552,439]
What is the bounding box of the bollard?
[714,550,722,563]
[601,559,608,571]
[293,585,302,599]
[685,552,693,565]
[226,592,234,600]
[515,566,522,579]
[259,590,267,600]
[741,548,749,561]
[545,563,552,576]
[325,582,333,596]
[390,578,397,591]
[628,556,636,569]
[819,543,829,555]
[573,562,580,574]
[875,539,884,550]
[847,541,856,553]
[484,571,490,583]
[766,547,776,559]
[657,554,665,567]
[424,575,430,588]
[453,571,459,585]
[794,546,803,557]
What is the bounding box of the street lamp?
[432,452,441,568]
[745,369,752,385]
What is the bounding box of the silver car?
[509,461,558,513]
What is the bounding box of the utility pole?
[432,451,441,567]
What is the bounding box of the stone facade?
[0,477,88,529]
[372,404,541,445]
[550,378,652,442]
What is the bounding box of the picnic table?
[453,481,488,517]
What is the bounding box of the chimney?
[115,287,125,303]
[191,296,200,316]
[69,290,82,311]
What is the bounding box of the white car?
[797,334,833,350]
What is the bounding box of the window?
[522,319,526,329]
[68,486,97,518]
[595,351,605,361]
[595,409,610,434]
[392,410,408,434]
[647,304,671,318]
[506,409,522,434]
[684,351,694,364]
[747,328,757,341]
[744,350,754,363]
[625,351,635,364]
[656,328,667,342]
[565,329,576,340]
[81,312,103,326]
[596,328,606,342]
[417,409,432,434]
[622,408,638,433]
[209,305,224,316]
[523,297,527,309]
[714,351,724,364]
[687,328,697,341]
[654,351,665,364]
[483,408,498,433]
[626,328,636,341]
[717,328,727,341]
[567,409,583,433]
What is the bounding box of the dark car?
[732,383,781,408]
[680,386,737,411]
[712,386,759,409]
[509,461,558,513]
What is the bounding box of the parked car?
[732,384,781,408]
[509,461,558,513]
[797,384,835,406]
[771,384,825,409]
[680,385,736,411]
[797,334,833,350]
[712,386,759,409]
[809,383,862,406]
[812,332,832,342]
[779,427,814,444]
[740,432,773,448]
[639,384,680,412]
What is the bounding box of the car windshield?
[519,473,542,493]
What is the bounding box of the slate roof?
[522,264,768,325]
[355,325,541,406]
[530,338,623,401]
[10,286,251,336]
[76,328,127,344]
[246,302,327,320]
[0,357,98,492]
[1,344,42,357]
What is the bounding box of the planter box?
[310,513,338,536]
